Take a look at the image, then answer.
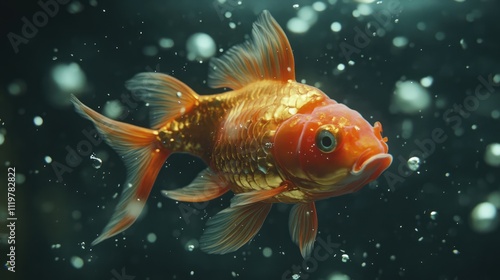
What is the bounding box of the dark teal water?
[1,0,500,279]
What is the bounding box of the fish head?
[274,103,392,196]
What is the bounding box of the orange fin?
[230,183,288,207]
[289,202,318,259]
[200,202,272,254]
[208,10,295,90]
[161,169,230,202]
[71,95,170,245]
[125,73,199,129]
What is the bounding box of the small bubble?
[147,233,157,243]
[33,116,44,126]
[407,156,421,171]
[292,274,300,280]
[187,244,195,251]
[430,211,438,220]
[44,156,53,164]
[341,253,350,262]
[70,256,84,269]
[262,247,273,257]
[452,249,460,255]
[293,4,300,9]
[90,154,102,169]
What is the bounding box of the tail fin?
[71,95,170,245]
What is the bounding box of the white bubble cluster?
[390,80,431,114]
[186,33,216,61]
[287,5,320,34]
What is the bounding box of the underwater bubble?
[142,45,159,56]
[67,1,84,14]
[420,76,434,88]
[7,79,27,96]
[407,156,420,171]
[392,36,408,48]
[44,156,52,164]
[33,116,44,126]
[298,6,318,25]
[185,239,199,251]
[330,22,342,32]
[51,244,62,249]
[90,154,102,169]
[186,33,216,61]
[435,31,446,41]
[484,143,500,167]
[460,38,467,50]
[341,253,350,262]
[391,80,431,114]
[430,211,438,220]
[312,1,327,12]
[51,63,87,92]
[470,202,498,233]
[328,272,351,280]
[70,256,84,269]
[357,4,373,16]
[0,133,4,146]
[159,37,174,49]
[103,99,124,119]
[262,247,273,257]
[147,233,157,243]
[292,274,300,280]
[487,192,500,208]
[287,17,310,34]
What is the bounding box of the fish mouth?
[352,150,393,175]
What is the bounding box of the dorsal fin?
[208,10,295,90]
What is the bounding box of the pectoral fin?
[200,202,272,254]
[230,182,288,207]
[162,169,229,202]
[289,202,318,259]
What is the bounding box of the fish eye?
[316,129,336,153]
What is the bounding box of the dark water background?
[1,0,499,279]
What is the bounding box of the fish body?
[71,11,392,258]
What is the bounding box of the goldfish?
[71,10,392,258]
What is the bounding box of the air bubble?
[407,156,420,171]
[430,211,438,220]
[90,154,102,169]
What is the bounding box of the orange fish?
[71,10,392,258]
